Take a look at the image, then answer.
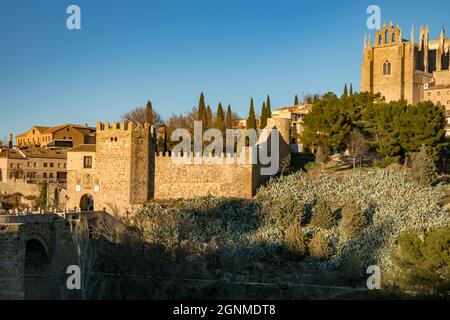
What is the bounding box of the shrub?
[272,193,303,229]
[308,231,333,260]
[339,252,365,284]
[311,198,336,229]
[374,156,401,168]
[409,145,437,186]
[256,169,449,270]
[391,227,450,295]
[284,223,309,256]
[339,201,367,238]
[256,176,304,229]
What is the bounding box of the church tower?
[361,22,434,105]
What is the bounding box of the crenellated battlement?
[155,150,253,158]
[155,147,259,165]
[96,121,155,135]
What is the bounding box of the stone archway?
[80,194,94,212]
[24,238,50,299]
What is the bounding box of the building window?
[44,163,48,168]
[385,30,389,43]
[43,173,47,179]
[49,173,53,179]
[50,163,54,168]
[10,163,14,169]
[84,156,93,169]
[383,61,391,75]
[379,34,382,44]
[34,162,37,167]
[392,32,396,43]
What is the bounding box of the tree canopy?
[300,92,447,163]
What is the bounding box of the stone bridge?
[0,213,91,299]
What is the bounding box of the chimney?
[8,133,13,149]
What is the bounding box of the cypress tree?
[206,105,212,128]
[350,83,353,96]
[260,102,267,129]
[247,98,257,129]
[265,95,272,119]
[343,84,348,97]
[294,95,299,106]
[146,101,154,125]
[197,92,206,122]
[216,103,225,132]
[225,105,233,129]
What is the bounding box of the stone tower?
[266,117,291,168]
[360,22,450,105]
[95,122,154,213]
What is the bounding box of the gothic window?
[379,34,382,44]
[383,61,391,75]
[392,32,396,43]
[385,30,389,43]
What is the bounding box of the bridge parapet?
[0,211,106,225]
[0,214,63,225]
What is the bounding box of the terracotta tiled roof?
[425,83,450,90]
[16,126,50,137]
[16,124,95,138]
[67,144,96,153]
[42,124,93,134]
[0,149,24,159]
[20,148,67,159]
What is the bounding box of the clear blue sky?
[1,0,449,140]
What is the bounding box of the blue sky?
[0,0,449,140]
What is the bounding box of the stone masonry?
[66,118,291,215]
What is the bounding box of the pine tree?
[216,103,225,132]
[265,95,272,119]
[247,98,257,129]
[146,101,154,125]
[343,84,348,97]
[349,84,353,96]
[294,95,299,106]
[260,102,267,129]
[225,105,233,129]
